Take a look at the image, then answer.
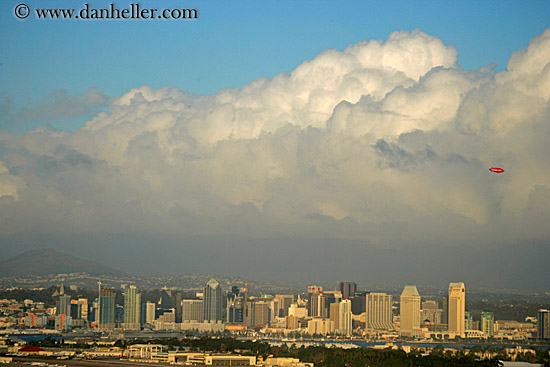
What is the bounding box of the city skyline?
[0,1,549,289]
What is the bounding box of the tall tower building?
[145,301,156,324]
[338,299,353,336]
[537,309,550,340]
[99,287,116,330]
[203,278,222,322]
[465,310,474,330]
[56,294,71,316]
[365,293,393,330]
[400,285,421,337]
[275,294,294,317]
[448,282,465,336]
[421,300,442,324]
[123,285,141,330]
[338,282,357,300]
[481,311,494,337]
[307,286,323,317]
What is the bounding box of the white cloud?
[1,29,549,280]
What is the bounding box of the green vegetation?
[466,298,550,322]
[118,337,505,367]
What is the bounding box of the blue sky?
[1,0,550,132]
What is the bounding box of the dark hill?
[0,248,121,276]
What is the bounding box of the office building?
[203,278,222,322]
[99,287,116,330]
[288,303,308,318]
[481,311,494,337]
[275,294,294,317]
[246,300,270,327]
[56,294,71,316]
[465,310,474,330]
[441,296,448,325]
[448,282,465,336]
[421,300,442,324]
[171,291,183,323]
[330,300,352,335]
[538,309,550,340]
[76,298,88,320]
[182,299,204,322]
[351,291,367,315]
[338,299,353,336]
[123,285,141,330]
[145,301,156,324]
[338,282,357,300]
[307,286,323,316]
[400,285,421,337]
[308,318,334,335]
[365,293,393,330]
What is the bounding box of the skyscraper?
[56,294,71,316]
[275,294,294,317]
[465,310,474,330]
[481,311,494,337]
[365,293,393,330]
[123,285,141,330]
[338,299,353,336]
[203,278,222,322]
[537,309,550,340]
[99,287,116,330]
[448,282,465,336]
[421,300,442,324]
[338,282,357,300]
[145,301,156,324]
[400,285,421,337]
[307,286,323,317]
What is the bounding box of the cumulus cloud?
[0,29,549,285]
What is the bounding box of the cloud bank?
[1,30,549,287]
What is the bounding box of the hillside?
[0,248,121,276]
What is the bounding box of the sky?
[1,0,549,290]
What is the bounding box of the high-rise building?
[171,291,183,323]
[246,300,270,327]
[56,294,71,316]
[338,282,357,300]
[76,298,88,320]
[338,299,352,336]
[481,311,494,337]
[307,286,323,316]
[159,289,174,309]
[123,285,141,330]
[365,293,393,330]
[448,282,465,336]
[203,278,222,322]
[182,299,204,322]
[351,291,367,315]
[421,300,442,324]
[288,303,308,318]
[465,310,474,330]
[441,296,448,325]
[275,295,294,317]
[145,301,156,324]
[99,287,116,330]
[309,292,325,318]
[400,285,421,337]
[537,309,550,340]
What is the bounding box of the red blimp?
[489,166,505,174]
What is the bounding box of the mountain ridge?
[0,248,122,277]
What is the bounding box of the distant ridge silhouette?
[0,248,121,276]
